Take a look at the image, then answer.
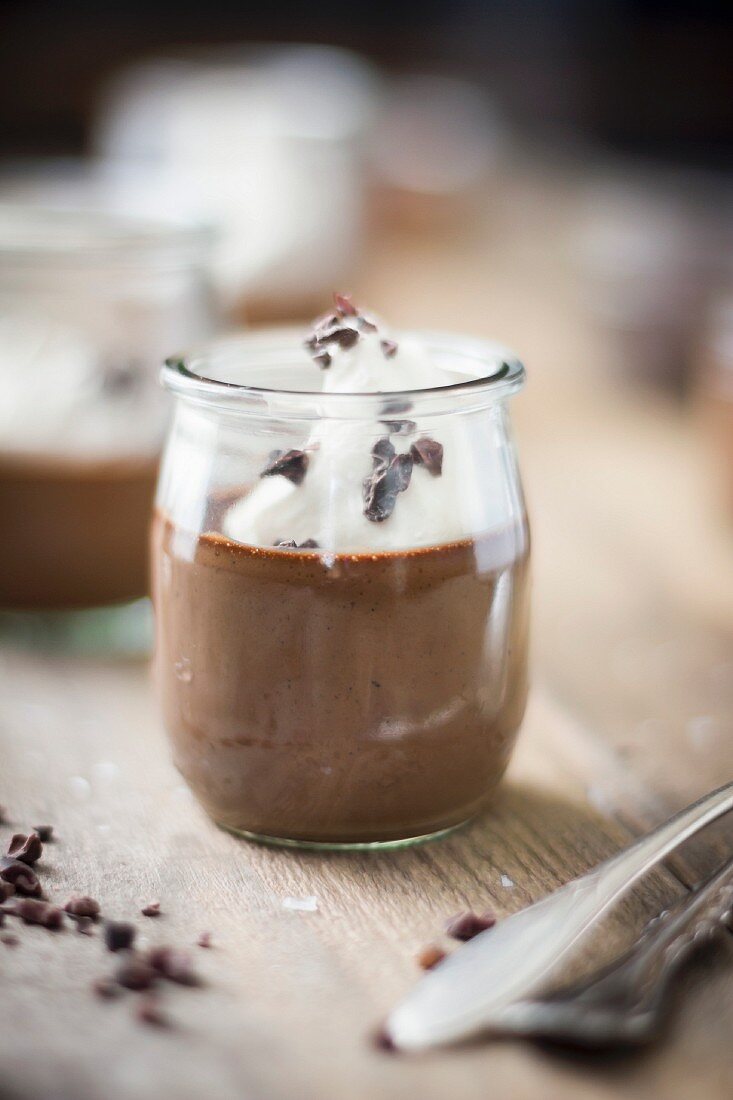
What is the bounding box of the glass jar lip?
[0,203,214,264]
[161,329,526,418]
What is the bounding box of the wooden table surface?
[1,164,732,1100]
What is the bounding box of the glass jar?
[153,331,530,848]
[0,204,213,651]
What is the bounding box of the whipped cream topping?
[224,299,517,553]
[0,311,166,459]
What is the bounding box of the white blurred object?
[370,75,503,226]
[572,168,718,390]
[94,46,380,318]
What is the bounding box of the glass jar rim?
[0,203,214,265]
[162,329,526,419]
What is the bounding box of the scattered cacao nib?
[410,437,443,477]
[380,339,398,359]
[380,419,416,436]
[329,326,359,350]
[197,931,212,949]
[357,315,378,334]
[299,539,320,549]
[7,832,43,865]
[274,539,298,549]
[260,449,309,486]
[93,976,120,1000]
[64,895,100,920]
[416,944,446,970]
[104,920,136,952]
[1,933,19,947]
[372,1027,397,1053]
[141,901,161,918]
[333,292,357,316]
[444,910,496,942]
[313,350,332,370]
[32,825,53,843]
[147,946,201,987]
[0,882,15,903]
[136,995,170,1028]
[115,957,158,992]
[12,898,63,930]
[0,857,42,897]
[363,452,414,523]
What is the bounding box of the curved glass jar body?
[0,205,212,645]
[153,332,530,847]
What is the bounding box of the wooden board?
[1,166,732,1099]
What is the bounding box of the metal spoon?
[386,781,733,1052]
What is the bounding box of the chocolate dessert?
[153,296,530,845]
[154,514,529,844]
[0,453,156,610]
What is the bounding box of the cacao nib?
[64,895,100,920]
[93,976,120,1000]
[313,350,332,370]
[298,539,320,549]
[260,449,309,486]
[444,910,496,941]
[147,945,201,987]
[357,315,378,333]
[115,958,158,991]
[410,437,443,477]
[328,326,359,350]
[197,931,213,949]
[372,1027,397,1053]
[104,920,136,952]
[13,898,63,929]
[7,832,43,865]
[0,882,15,903]
[0,858,42,897]
[363,452,413,522]
[380,339,398,359]
[416,944,446,970]
[141,902,161,918]
[371,437,396,468]
[32,825,53,843]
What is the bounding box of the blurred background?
[0,0,731,673]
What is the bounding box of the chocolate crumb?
[380,419,416,436]
[372,1027,397,1053]
[141,902,161,918]
[410,437,443,477]
[115,957,158,991]
[197,931,212,949]
[444,910,496,941]
[136,995,170,1028]
[104,920,136,952]
[1,933,19,947]
[32,825,53,843]
[7,832,43,865]
[64,896,100,920]
[261,449,309,486]
[416,944,446,970]
[0,858,42,897]
[93,976,120,999]
[147,946,201,987]
[334,292,358,316]
[380,339,398,359]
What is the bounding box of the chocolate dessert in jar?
[0,205,212,649]
[153,297,530,846]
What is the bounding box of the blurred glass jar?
[696,294,733,518]
[0,204,213,648]
[94,45,379,323]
